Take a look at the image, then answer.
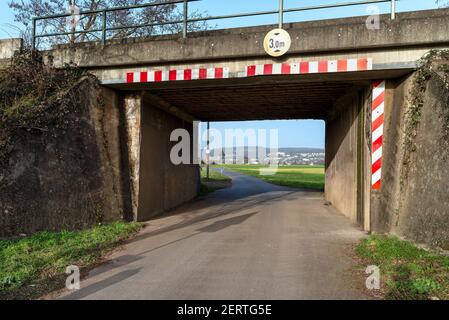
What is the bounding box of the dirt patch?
[202,180,232,190]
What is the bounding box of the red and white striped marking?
[245,58,372,77]
[371,80,385,190]
[126,67,229,83]
[124,58,373,83]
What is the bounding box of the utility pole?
[206,122,210,179]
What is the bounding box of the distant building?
[201,147,325,165]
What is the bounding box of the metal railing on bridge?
[32,0,399,51]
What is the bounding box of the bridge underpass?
[1,1,447,297]
[38,8,448,234]
[56,68,404,299]
[1,1,448,296]
[98,65,410,230]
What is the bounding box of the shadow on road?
[131,191,296,244]
[62,268,141,300]
[196,211,258,233]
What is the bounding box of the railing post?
[391,0,396,20]
[32,18,36,51]
[102,10,107,45]
[278,0,284,28]
[183,0,188,38]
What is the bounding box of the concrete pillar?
[122,92,200,222]
[137,94,200,221]
[370,78,409,233]
[325,88,371,228]
[123,93,142,221]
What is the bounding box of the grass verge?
[222,164,324,190]
[0,221,142,300]
[356,235,449,300]
[200,167,232,182]
[199,166,232,196]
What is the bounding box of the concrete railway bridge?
[38,8,449,233]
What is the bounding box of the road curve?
[56,169,368,300]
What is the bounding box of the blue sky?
[0,0,441,148]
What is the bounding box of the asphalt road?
[56,169,368,300]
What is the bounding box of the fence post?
[102,10,107,45]
[278,0,284,28]
[32,18,37,50]
[391,0,396,20]
[183,0,188,38]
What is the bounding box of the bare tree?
[8,0,209,49]
[436,0,449,7]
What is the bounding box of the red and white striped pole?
[371,80,385,190]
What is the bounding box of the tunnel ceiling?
[112,69,412,121]
[144,80,358,121]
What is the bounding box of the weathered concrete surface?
[122,93,200,222]
[123,94,142,220]
[371,69,449,248]
[325,88,371,228]
[370,77,407,234]
[55,170,368,300]
[0,79,125,237]
[398,74,449,248]
[145,78,359,121]
[0,77,199,236]
[36,9,449,85]
[138,95,199,221]
[45,9,449,70]
[0,38,22,68]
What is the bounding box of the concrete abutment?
[122,92,200,222]
[325,86,371,229]
[1,8,448,248]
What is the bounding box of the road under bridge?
[40,8,449,233]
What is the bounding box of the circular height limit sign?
[263,28,291,57]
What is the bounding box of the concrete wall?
[123,93,200,222]
[325,88,371,227]
[370,78,406,233]
[0,38,22,59]
[0,38,22,69]
[45,9,449,69]
[0,79,126,237]
[36,9,449,85]
[397,74,449,248]
[94,86,132,221]
[0,76,199,236]
[371,71,449,249]
[123,93,142,220]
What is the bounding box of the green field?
[221,164,325,190]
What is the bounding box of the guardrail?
[32,0,398,50]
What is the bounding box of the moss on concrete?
[402,50,449,185]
